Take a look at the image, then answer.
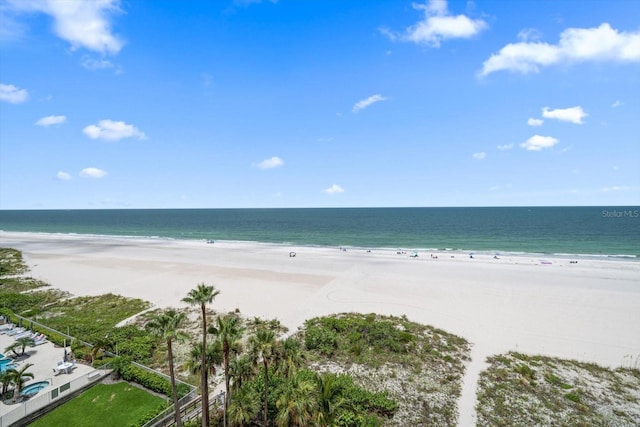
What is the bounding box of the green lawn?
[29,382,166,427]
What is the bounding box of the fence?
[142,392,200,427]
[0,364,111,427]
[6,313,93,349]
[144,391,225,427]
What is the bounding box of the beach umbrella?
[18,318,23,327]
[63,347,68,362]
[29,321,34,331]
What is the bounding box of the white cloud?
[56,171,71,181]
[472,152,486,160]
[0,8,27,41]
[36,115,67,126]
[6,0,124,54]
[611,100,623,108]
[497,144,513,150]
[542,106,587,124]
[520,135,559,151]
[79,167,107,178]
[481,23,640,76]
[323,184,345,195]
[256,156,284,169]
[527,118,543,127]
[83,120,146,141]
[353,94,387,113]
[384,0,487,47]
[81,56,115,70]
[0,83,28,103]
[517,28,542,42]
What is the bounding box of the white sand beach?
[1,231,639,424]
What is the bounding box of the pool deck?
[0,328,94,416]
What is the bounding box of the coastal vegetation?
[476,352,640,426]
[0,248,66,313]
[0,248,28,276]
[300,313,470,426]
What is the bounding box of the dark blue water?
[0,207,638,257]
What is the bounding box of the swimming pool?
[0,358,16,372]
[21,381,50,396]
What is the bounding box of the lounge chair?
[6,327,25,336]
[13,331,36,340]
[33,338,48,346]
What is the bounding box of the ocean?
[0,207,638,258]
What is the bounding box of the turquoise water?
[0,207,638,258]
[21,380,49,396]
[0,358,16,372]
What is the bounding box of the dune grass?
[476,352,640,426]
[29,382,166,427]
[301,313,471,426]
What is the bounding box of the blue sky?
[1,0,638,209]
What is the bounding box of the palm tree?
[4,337,35,357]
[277,337,304,379]
[275,371,317,427]
[146,309,189,427]
[210,314,244,423]
[249,328,277,427]
[90,335,112,365]
[183,283,220,427]
[7,363,34,402]
[229,355,254,392]
[186,341,223,382]
[0,371,13,396]
[228,385,260,427]
[315,373,346,427]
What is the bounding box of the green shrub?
[116,358,190,398]
[304,325,337,356]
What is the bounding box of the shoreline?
[1,230,637,262]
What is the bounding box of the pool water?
[21,381,50,396]
[0,358,16,372]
